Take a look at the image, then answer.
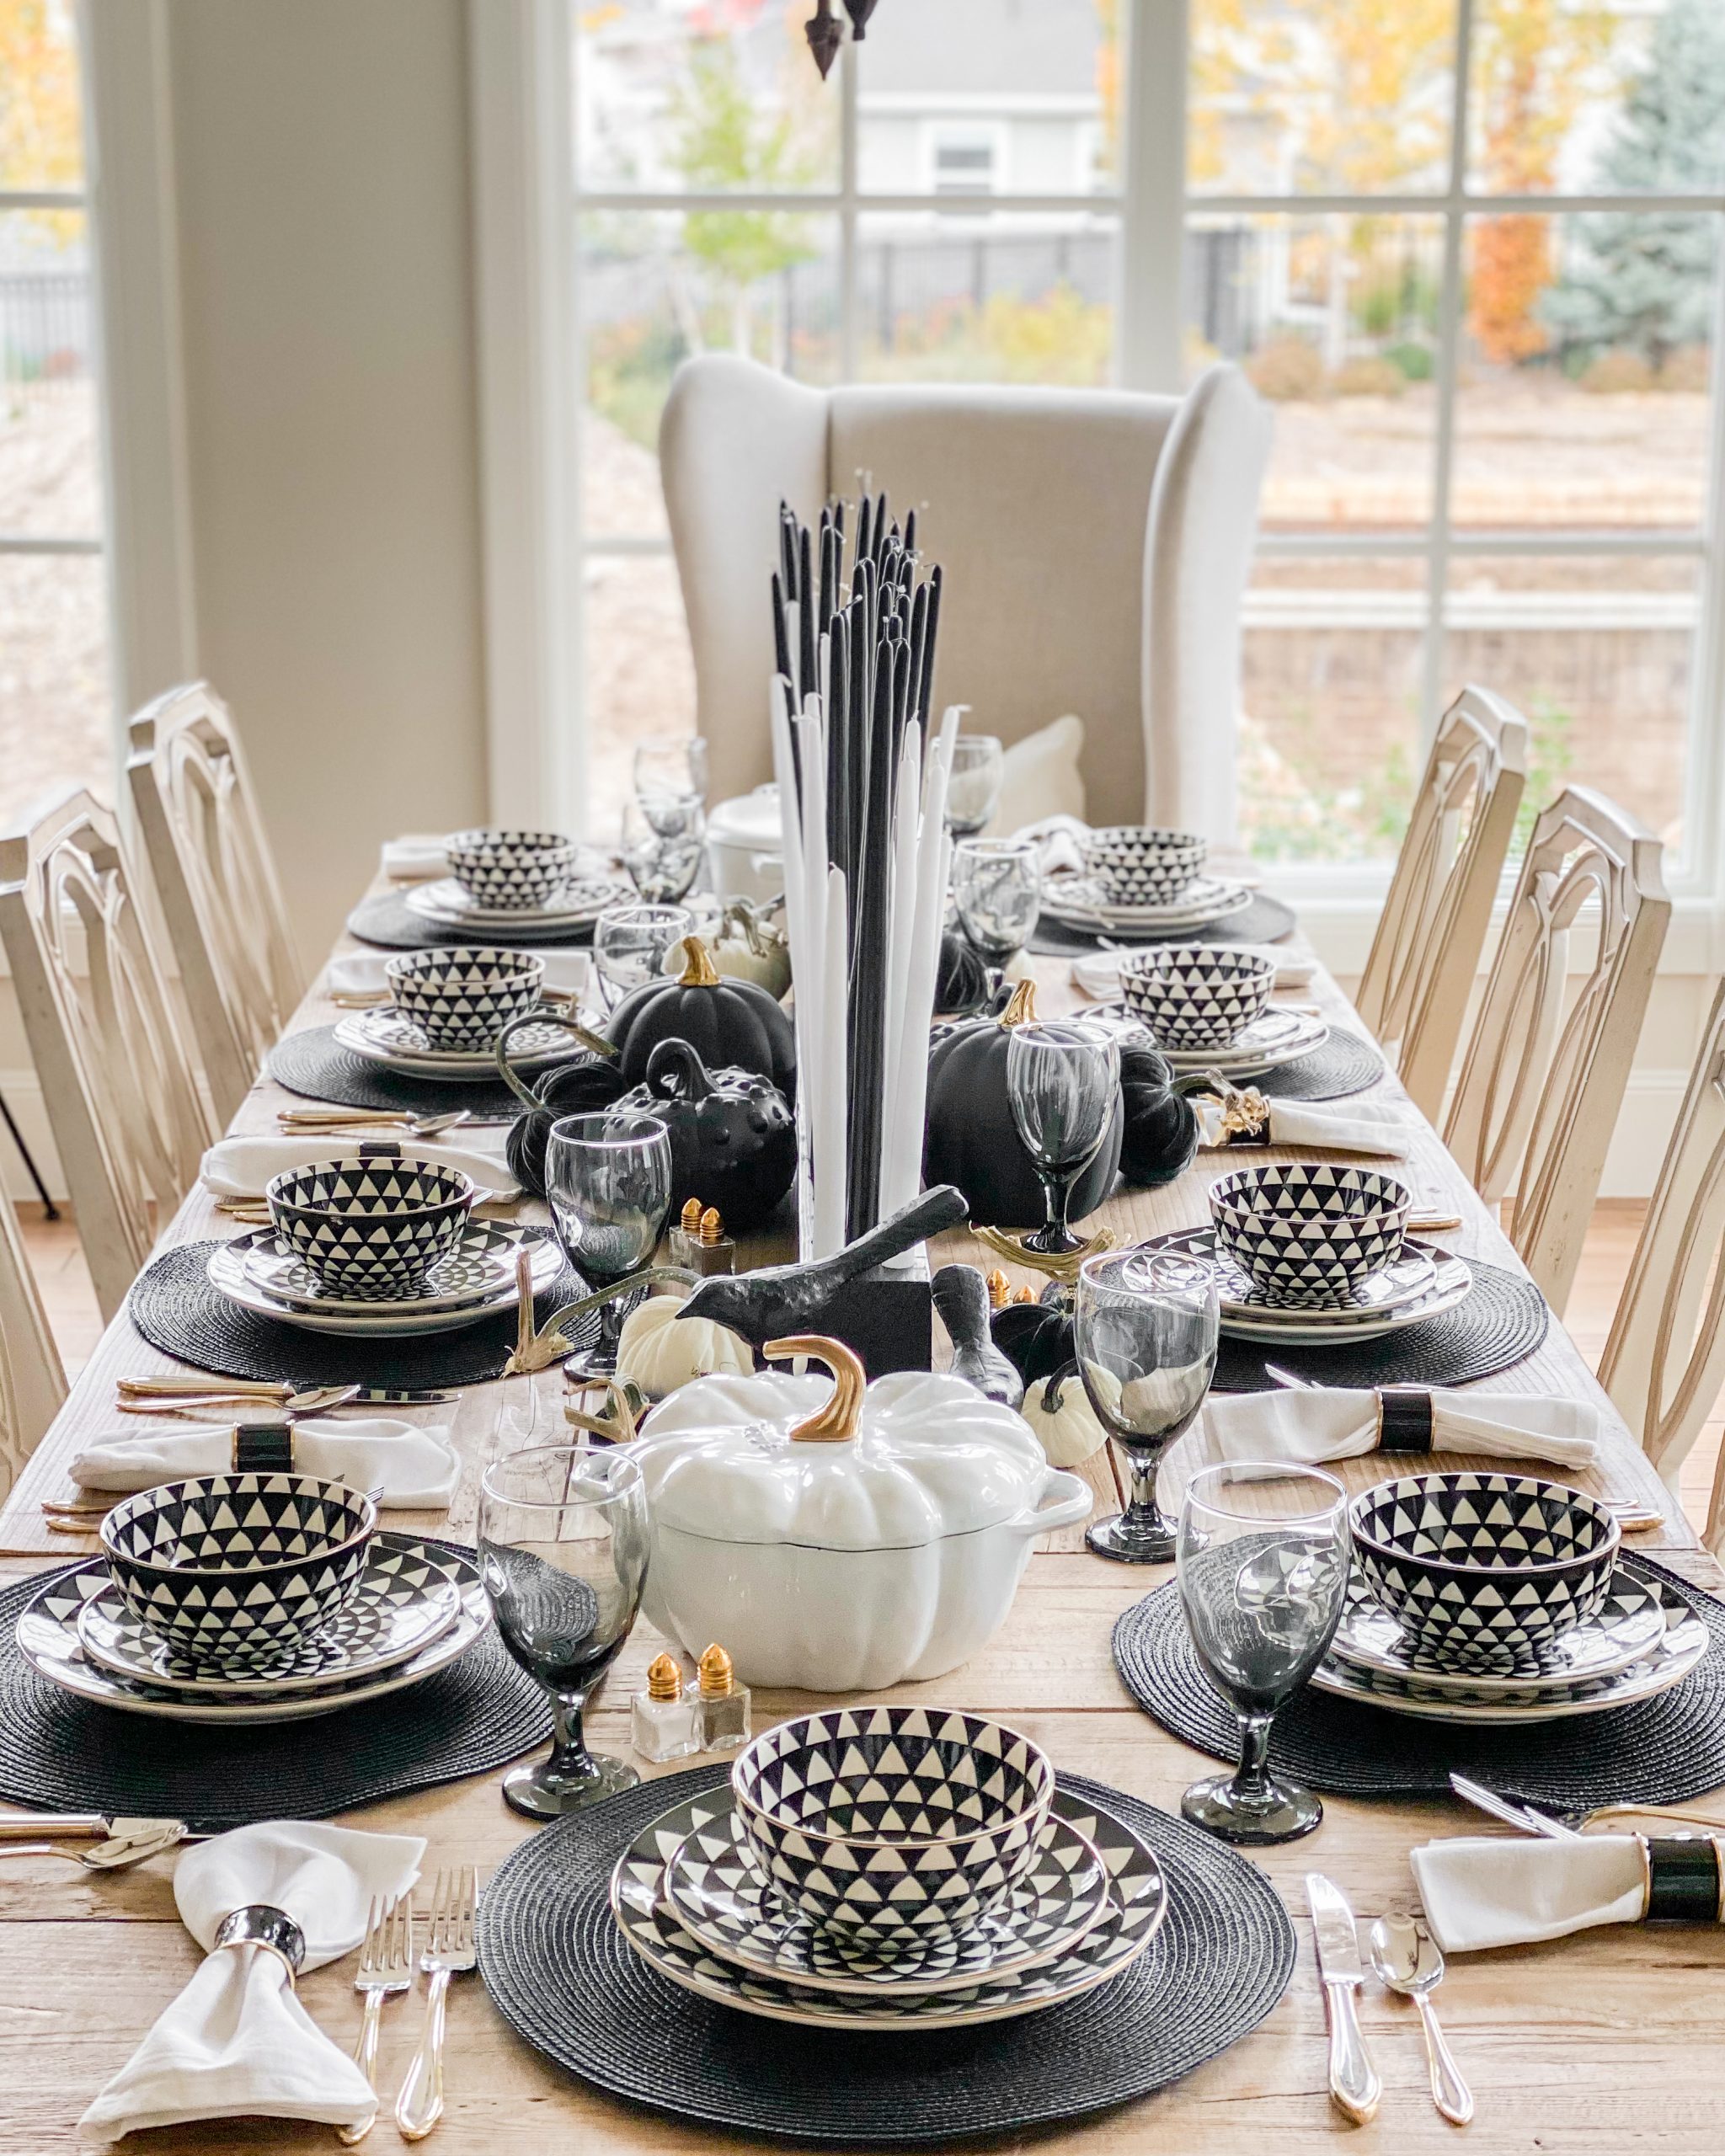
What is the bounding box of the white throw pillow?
[988,713,1087,835]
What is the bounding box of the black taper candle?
[827,610,851,881]
[916,563,943,725]
[846,589,868,902]
[906,580,928,740]
[779,504,798,601]
[904,505,917,558]
[771,569,793,691]
[818,516,835,641]
[856,492,873,578]
[846,627,895,1238]
[797,525,816,706]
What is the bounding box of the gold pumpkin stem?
[969,1222,1116,1286]
[763,1335,866,1443]
[563,1376,640,1447]
[997,978,1039,1028]
[677,935,722,988]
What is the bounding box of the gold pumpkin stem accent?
[763,1335,866,1443]
[563,1376,640,1447]
[969,1222,1117,1286]
[997,978,1039,1028]
[677,935,722,988]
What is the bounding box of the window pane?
[1443,554,1696,852]
[0,550,110,826]
[0,207,99,539]
[0,0,84,193]
[858,0,1120,196]
[1452,212,1715,535]
[1189,0,1455,196]
[574,0,839,195]
[855,211,1116,383]
[583,550,695,844]
[1241,558,1427,864]
[580,210,840,540]
[1467,0,1724,196]
[1188,214,1443,533]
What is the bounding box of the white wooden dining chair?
[1354,686,1528,1123]
[0,1195,66,1499]
[127,681,304,1123]
[1443,787,1669,1318]
[0,790,216,1324]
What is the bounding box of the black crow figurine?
[931,1264,1024,1408]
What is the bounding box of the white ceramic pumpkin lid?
[627,1337,1051,1551]
[706,786,783,848]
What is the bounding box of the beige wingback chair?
[660,355,1271,840]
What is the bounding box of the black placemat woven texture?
[478,1764,1294,2145]
[126,1241,596,1390]
[0,1544,549,1833]
[1113,1553,1725,1809]
[347,894,598,952]
[1031,892,1296,955]
[269,1026,530,1118]
[1252,1030,1385,1103]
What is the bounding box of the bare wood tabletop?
[0,888,1720,2153]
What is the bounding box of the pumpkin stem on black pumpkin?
[494,1006,615,1107]
[763,1335,865,1442]
[997,978,1039,1029]
[676,935,723,988]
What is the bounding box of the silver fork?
[338,1892,415,2146]
[394,1867,478,2142]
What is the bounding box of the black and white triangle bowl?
[445,826,582,911]
[383,944,545,1050]
[1210,1161,1412,1309]
[266,1155,474,1299]
[1119,942,1277,1049]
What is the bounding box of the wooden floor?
[14,1196,1722,1532]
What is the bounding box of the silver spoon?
[1369,1913,1472,2125]
[275,1108,473,1138]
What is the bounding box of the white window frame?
[470,0,1725,954]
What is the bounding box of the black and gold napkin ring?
[1199,1079,1273,1145]
[1639,1836,1725,1923]
[1375,1388,1435,1453]
[232,1423,296,1475]
[213,1903,307,1985]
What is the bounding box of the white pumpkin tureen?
[626,1336,1092,1691]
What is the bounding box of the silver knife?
[1307,1875,1381,2125]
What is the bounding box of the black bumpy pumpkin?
[1118,1038,1199,1188]
[933,931,991,1018]
[604,935,796,1097]
[923,980,1122,1230]
[615,1038,796,1232]
[991,1290,1076,1390]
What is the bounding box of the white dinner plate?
[331,1007,582,1082]
[1147,1229,1474,1342]
[236,1219,559,1316]
[1040,875,1256,934]
[207,1230,549,1336]
[405,875,629,931]
[1068,1002,1330,1081]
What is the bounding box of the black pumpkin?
[991,1293,1076,1390]
[933,931,991,1018]
[504,1058,630,1199]
[1118,1038,1199,1188]
[922,980,1122,1230]
[604,935,797,1097]
[615,1038,796,1232]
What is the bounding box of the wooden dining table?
[0,875,1721,2154]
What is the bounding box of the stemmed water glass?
[478,1445,650,1818]
[592,901,695,1011]
[634,735,708,838]
[545,1111,673,1380]
[944,735,1004,839]
[621,800,705,905]
[1005,1022,1119,1254]
[1176,1462,1350,1844]
[952,836,1042,966]
[1076,1248,1217,1563]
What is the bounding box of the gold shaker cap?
[697,1642,735,1698]
[647,1652,683,1702]
[680,1198,703,1235]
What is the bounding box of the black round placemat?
[349,893,598,952]
[269,1026,531,1118]
[1251,1029,1385,1104]
[1114,1552,1725,1810]
[127,1241,598,1390]
[1032,892,1296,956]
[478,1764,1293,2145]
[0,1544,550,1833]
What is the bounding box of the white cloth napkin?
[1205,1388,1602,1470]
[1071,947,1314,1001]
[200,1134,519,1203]
[381,834,450,881]
[1411,1835,1653,1954]
[80,1821,425,2142]
[326,949,590,1001]
[1193,1095,1413,1158]
[68,1418,460,1507]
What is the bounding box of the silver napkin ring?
[213,1903,307,1986]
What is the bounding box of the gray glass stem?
[1231,1712,1277,1804]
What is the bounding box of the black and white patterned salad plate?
[1150,1228,1473,1342]
[332,1007,575,1081]
[1069,1002,1329,1080]
[1042,875,1255,934]
[610,1786,1168,2032]
[662,1796,1112,1996]
[237,1220,558,1318]
[73,1538,462,1695]
[406,876,628,931]
[207,1228,553,1337]
[1210,1241,1439,1321]
[17,1534,489,1724]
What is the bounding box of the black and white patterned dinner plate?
[237,1220,559,1318]
[610,1786,1167,2032]
[16,1534,489,1724]
[406,876,629,931]
[74,1537,462,1694]
[1076,1002,1328,1080]
[207,1229,549,1336]
[1327,1565,1668,1694]
[1040,875,1256,933]
[332,1007,577,1081]
[1310,1572,1708,1724]
[662,1795,1112,1996]
[1150,1228,1473,1342]
[1212,1242,1438,1320]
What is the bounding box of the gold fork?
[339,1892,415,2146]
[394,1867,478,2142]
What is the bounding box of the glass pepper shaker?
[697,1641,750,1751]
[631,1652,699,1763]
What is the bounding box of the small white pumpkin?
[712,901,792,999]
[616,1294,755,1401]
[1021,1369,1108,1468]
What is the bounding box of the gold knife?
[1307,1874,1381,2125]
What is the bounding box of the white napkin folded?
[326,949,590,1001]
[1205,1388,1602,1470]
[1411,1835,1653,1954]
[1194,1095,1413,1158]
[1071,947,1314,1001]
[381,834,450,881]
[68,1418,460,1507]
[80,1821,424,2142]
[200,1134,519,1203]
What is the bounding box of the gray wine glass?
[545,1109,673,1380]
[1006,1022,1119,1255]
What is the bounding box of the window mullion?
[840,35,859,381]
[1119,0,1187,393]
